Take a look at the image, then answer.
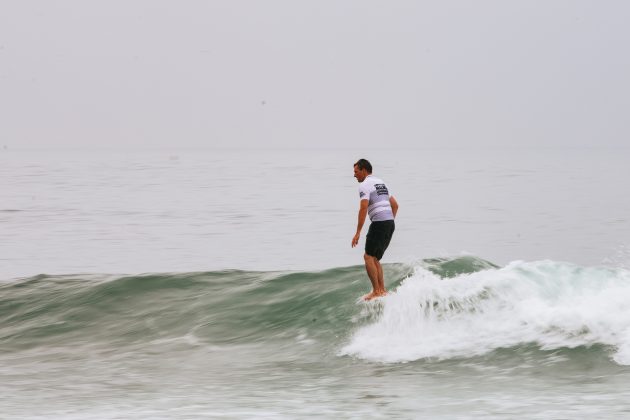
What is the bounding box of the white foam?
[340,260,630,364]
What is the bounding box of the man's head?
[353,159,372,182]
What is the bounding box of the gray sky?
[1,0,629,150]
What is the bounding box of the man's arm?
[351,199,369,248]
[389,196,399,218]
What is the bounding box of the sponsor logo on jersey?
[375,184,389,196]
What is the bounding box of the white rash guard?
[358,175,395,222]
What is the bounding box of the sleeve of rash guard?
[358,183,370,202]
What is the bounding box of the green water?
[3,257,630,418]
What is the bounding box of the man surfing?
[351,159,399,301]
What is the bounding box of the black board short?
[365,220,395,260]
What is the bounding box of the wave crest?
[341,260,630,364]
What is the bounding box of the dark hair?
[354,159,372,173]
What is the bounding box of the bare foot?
[362,292,378,301]
[375,290,388,298]
[362,290,388,301]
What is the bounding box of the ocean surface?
[2,147,630,418]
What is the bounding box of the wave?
[3,257,630,365]
[0,264,412,351]
[341,259,630,365]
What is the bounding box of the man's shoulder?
[367,176,386,186]
[358,179,373,199]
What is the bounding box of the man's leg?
[376,260,386,295]
[363,253,380,299]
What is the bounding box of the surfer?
[351,159,398,301]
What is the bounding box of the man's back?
[358,175,394,222]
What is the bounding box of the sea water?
[1,147,630,418]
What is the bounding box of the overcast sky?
[1,1,629,150]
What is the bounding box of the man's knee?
[364,253,377,263]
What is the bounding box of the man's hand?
[351,232,360,248]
